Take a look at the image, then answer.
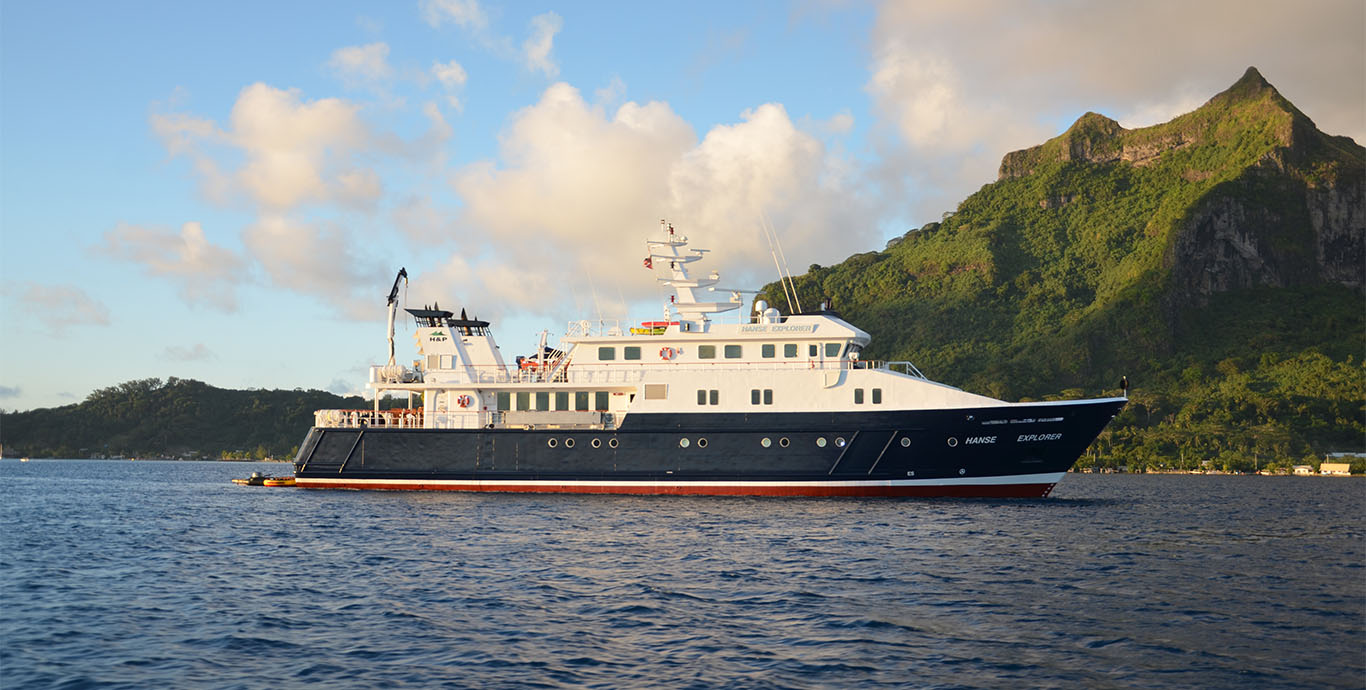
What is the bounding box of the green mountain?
[762,67,1364,471]
[0,377,364,460]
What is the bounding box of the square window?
[598,346,616,361]
[623,346,641,361]
[825,343,841,358]
[809,344,818,357]
[698,389,707,405]
[535,392,549,410]
[496,392,510,411]
[644,384,667,400]
[555,391,569,410]
[595,391,609,411]
[763,389,773,405]
[854,388,864,404]
[784,344,798,358]
[709,390,719,405]
[516,392,531,411]
[872,388,882,404]
[575,391,590,411]
[761,344,775,358]
[751,389,760,405]
[698,345,716,359]
[724,344,742,358]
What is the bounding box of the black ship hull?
[292,398,1126,497]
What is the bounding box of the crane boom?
[385,268,408,366]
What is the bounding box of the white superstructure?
[329,222,1002,432]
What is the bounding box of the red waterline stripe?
[294,480,1057,498]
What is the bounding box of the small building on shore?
[1293,465,1315,476]
[1319,463,1352,476]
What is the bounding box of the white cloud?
[420,0,488,30]
[6,283,111,335]
[99,221,248,310]
[162,343,215,362]
[441,82,878,320]
[153,83,376,211]
[328,42,393,85]
[522,12,562,77]
[0,386,21,399]
[242,214,385,314]
[432,59,468,108]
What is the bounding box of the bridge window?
[854,388,864,404]
[724,344,742,359]
[598,347,615,361]
[623,346,641,360]
[825,343,842,358]
[784,344,798,358]
[698,345,716,359]
[761,344,775,358]
[872,388,882,404]
[809,344,818,357]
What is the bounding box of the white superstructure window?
[761,344,775,358]
[784,344,798,358]
[825,343,841,358]
[724,345,742,359]
[598,347,616,361]
[624,346,641,360]
[854,388,864,404]
[872,388,882,404]
[698,345,716,359]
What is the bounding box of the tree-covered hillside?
[0,378,364,460]
[762,68,1364,471]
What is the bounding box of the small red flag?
[643,257,653,269]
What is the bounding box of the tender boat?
[292,222,1125,497]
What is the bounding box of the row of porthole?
[546,435,917,450]
[546,437,619,449]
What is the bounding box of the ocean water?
[1,460,1362,689]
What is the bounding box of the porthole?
[761,437,772,448]
[947,437,958,447]
[564,438,575,449]
[835,437,847,448]
[697,438,708,448]
[816,437,827,448]
[959,468,966,475]
[900,437,911,448]
[547,438,558,448]
[591,438,602,449]
[778,437,790,448]
[608,437,619,449]
[679,438,690,448]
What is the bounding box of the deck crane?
[385,267,408,368]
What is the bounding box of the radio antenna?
[760,211,802,313]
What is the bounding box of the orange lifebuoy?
[660,347,676,360]
[456,394,473,408]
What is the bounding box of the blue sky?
[2,0,1362,411]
